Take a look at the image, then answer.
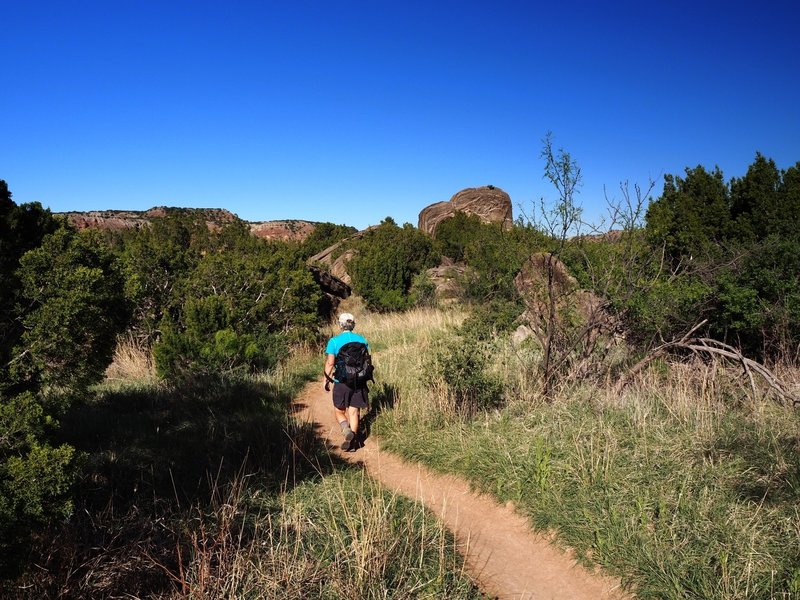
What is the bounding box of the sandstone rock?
[307,225,381,285]
[330,249,355,285]
[62,207,239,233]
[514,253,614,342]
[309,265,351,299]
[61,208,317,242]
[512,324,534,346]
[418,185,513,236]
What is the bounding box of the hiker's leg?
[348,387,368,440]
[347,405,360,435]
[332,384,351,435]
[334,406,348,426]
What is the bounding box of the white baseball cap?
[338,312,355,326]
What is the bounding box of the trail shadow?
[361,381,398,441]
[15,373,355,599]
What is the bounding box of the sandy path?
[292,382,632,600]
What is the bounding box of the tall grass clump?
[146,469,480,599]
[366,305,800,600]
[104,332,156,381]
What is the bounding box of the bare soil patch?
[292,382,632,600]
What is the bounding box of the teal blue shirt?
[325,331,369,357]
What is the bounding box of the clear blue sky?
[3,0,798,230]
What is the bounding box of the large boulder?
[418,185,513,236]
[514,253,614,344]
[309,265,351,299]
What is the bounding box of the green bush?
[347,218,438,312]
[644,155,800,358]
[11,228,130,391]
[299,221,357,259]
[154,303,286,378]
[117,212,210,345]
[435,211,486,263]
[440,219,547,305]
[409,270,437,308]
[428,331,504,416]
[460,298,524,340]
[153,239,320,378]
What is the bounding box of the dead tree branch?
[614,322,799,407]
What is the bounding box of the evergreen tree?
[1,183,128,564]
[347,219,437,312]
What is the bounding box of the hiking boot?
[341,429,355,451]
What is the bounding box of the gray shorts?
[332,382,368,410]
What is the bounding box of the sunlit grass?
[365,304,800,600]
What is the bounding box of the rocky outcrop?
[307,225,381,286]
[418,186,513,236]
[309,265,351,299]
[513,253,614,345]
[305,229,381,314]
[63,209,161,231]
[426,257,466,301]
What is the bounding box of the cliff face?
[59,207,318,242]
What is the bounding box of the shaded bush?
[644,155,800,359]
[1,184,129,571]
[153,237,320,379]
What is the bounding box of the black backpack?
[333,342,374,388]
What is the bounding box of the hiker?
[324,312,372,451]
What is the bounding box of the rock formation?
[249,220,316,242]
[513,253,614,345]
[418,185,513,236]
[426,257,466,301]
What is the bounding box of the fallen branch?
[614,324,799,407]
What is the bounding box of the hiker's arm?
[323,354,335,390]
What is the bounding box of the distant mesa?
[418,185,513,236]
[59,207,318,243]
[249,219,316,242]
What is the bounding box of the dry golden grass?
[104,333,156,382]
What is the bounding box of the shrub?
[347,218,438,312]
[153,240,319,378]
[428,331,504,416]
[409,270,437,308]
[0,203,128,565]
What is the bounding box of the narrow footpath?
[292,382,632,600]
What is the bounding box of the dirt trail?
[292,382,632,600]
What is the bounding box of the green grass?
[362,308,800,600]
[5,348,481,599]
